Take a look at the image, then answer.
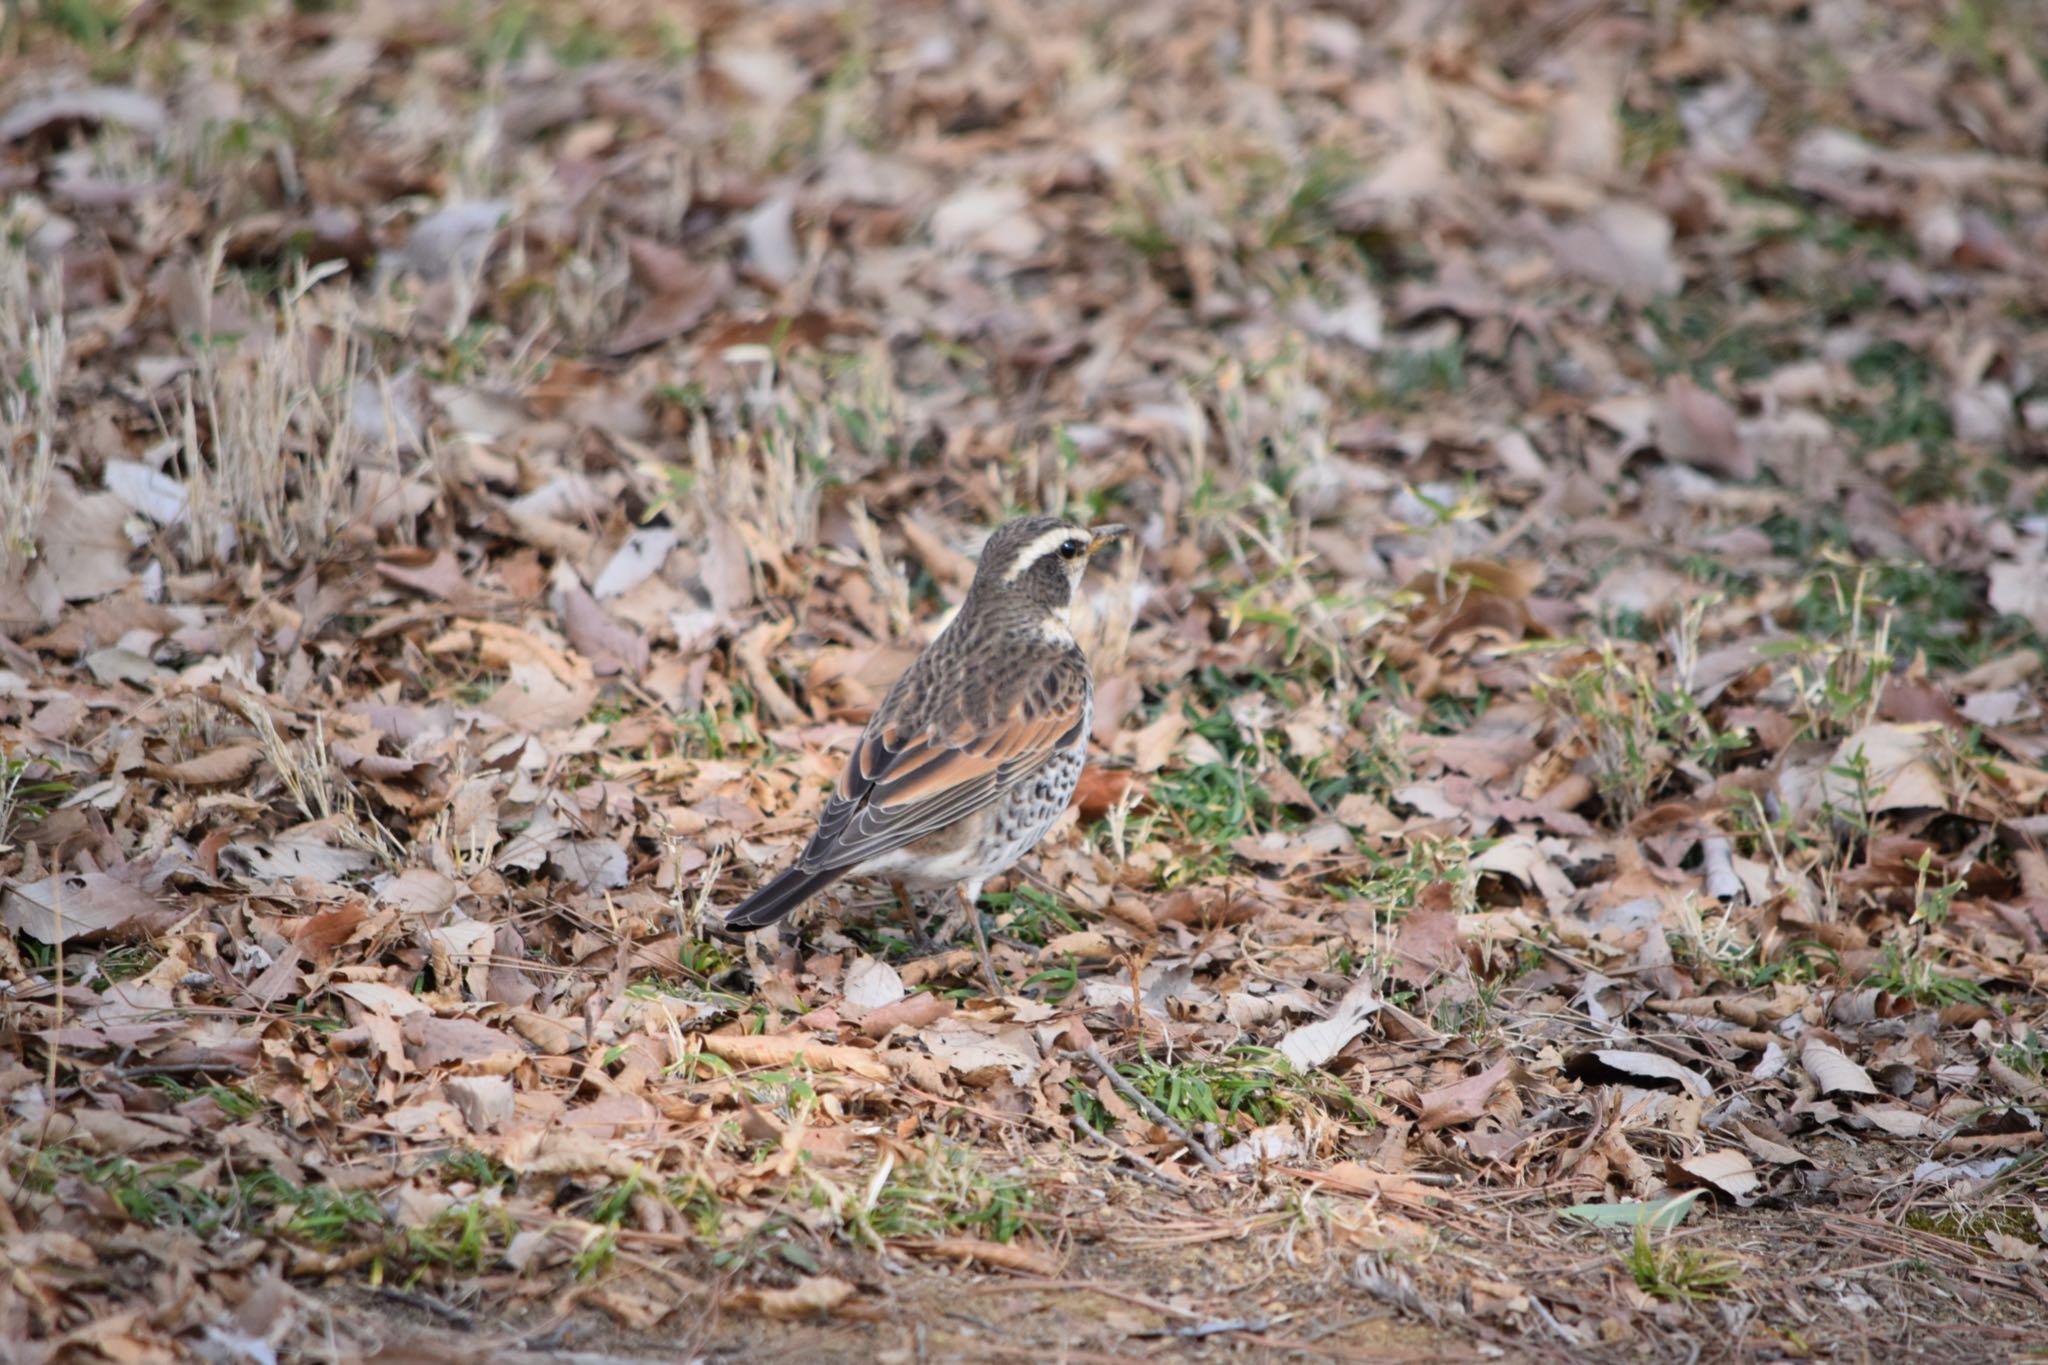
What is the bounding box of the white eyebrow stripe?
[1000,526,1082,582]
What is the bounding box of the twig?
[1069,1108,1189,1194]
[1529,1294,1579,1345]
[967,1278,1202,1320]
[1073,1043,1229,1177]
[372,1285,475,1329]
[1136,1318,1271,1339]
[107,1061,253,1079]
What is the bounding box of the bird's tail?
[724,863,843,931]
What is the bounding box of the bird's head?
[971,514,1128,619]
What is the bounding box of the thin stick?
[1068,1109,1190,1194]
[1074,1043,1229,1177]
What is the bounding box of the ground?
[3,0,2048,1362]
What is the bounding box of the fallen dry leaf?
[696,1033,892,1082]
[1418,1058,1515,1131]
[739,1274,855,1318]
[1277,974,1383,1071]
[1800,1037,1879,1098]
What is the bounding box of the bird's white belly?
[852,839,1016,890]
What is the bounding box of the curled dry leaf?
[1276,974,1383,1071]
[1567,1049,1713,1098]
[1800,1036,1878,1098]
[910,1238,1061,1277]
[859,992,952,1039]
[143,741,263,787]
[695,1032,892,1082]
[1816,724,1949,815]
[1071,766,1137,821]
[1672,1149,1760,1203]
[739,1274,855,1319]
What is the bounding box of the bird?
[724,514,1127,989]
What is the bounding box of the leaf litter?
[4,0,2048,1361]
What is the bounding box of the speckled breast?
[985,690,1090,867]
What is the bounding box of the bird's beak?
[1086,524,1128,556]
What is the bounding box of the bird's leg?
[891,879,937,955]
[961,881,1003,997]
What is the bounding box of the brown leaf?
[1230,821,1349,872]
[1655,375,1753,479]
[859,993,953,1039]
[293,902,368,957]
[484,660,598,733]
[910,1238,1061,1277]
[733,620,805,725]
[1118,702,1188,774]
[1552,201,1683,303]
[899,517,977,592]
[1390,891,1461,987]
[1276,1161,1442,1206]
[701,518,755,620]
[697,1032,892,1081]
[144,741,263,787]
[378,549,472,602]
[921,1020,1041,1086]
[403,1015,527,1072]
[39,478,134,603]
[1417,1057,1514,1131]
[607,239,728,355]
[740,1274,854,1318]
[1071,766,1137,821]
[445,1074,516,1132]
[66,1108,192,1154]
[1,871,178,945]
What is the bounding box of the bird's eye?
[1058,538,1085,560]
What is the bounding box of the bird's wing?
[797,656,1087,872]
